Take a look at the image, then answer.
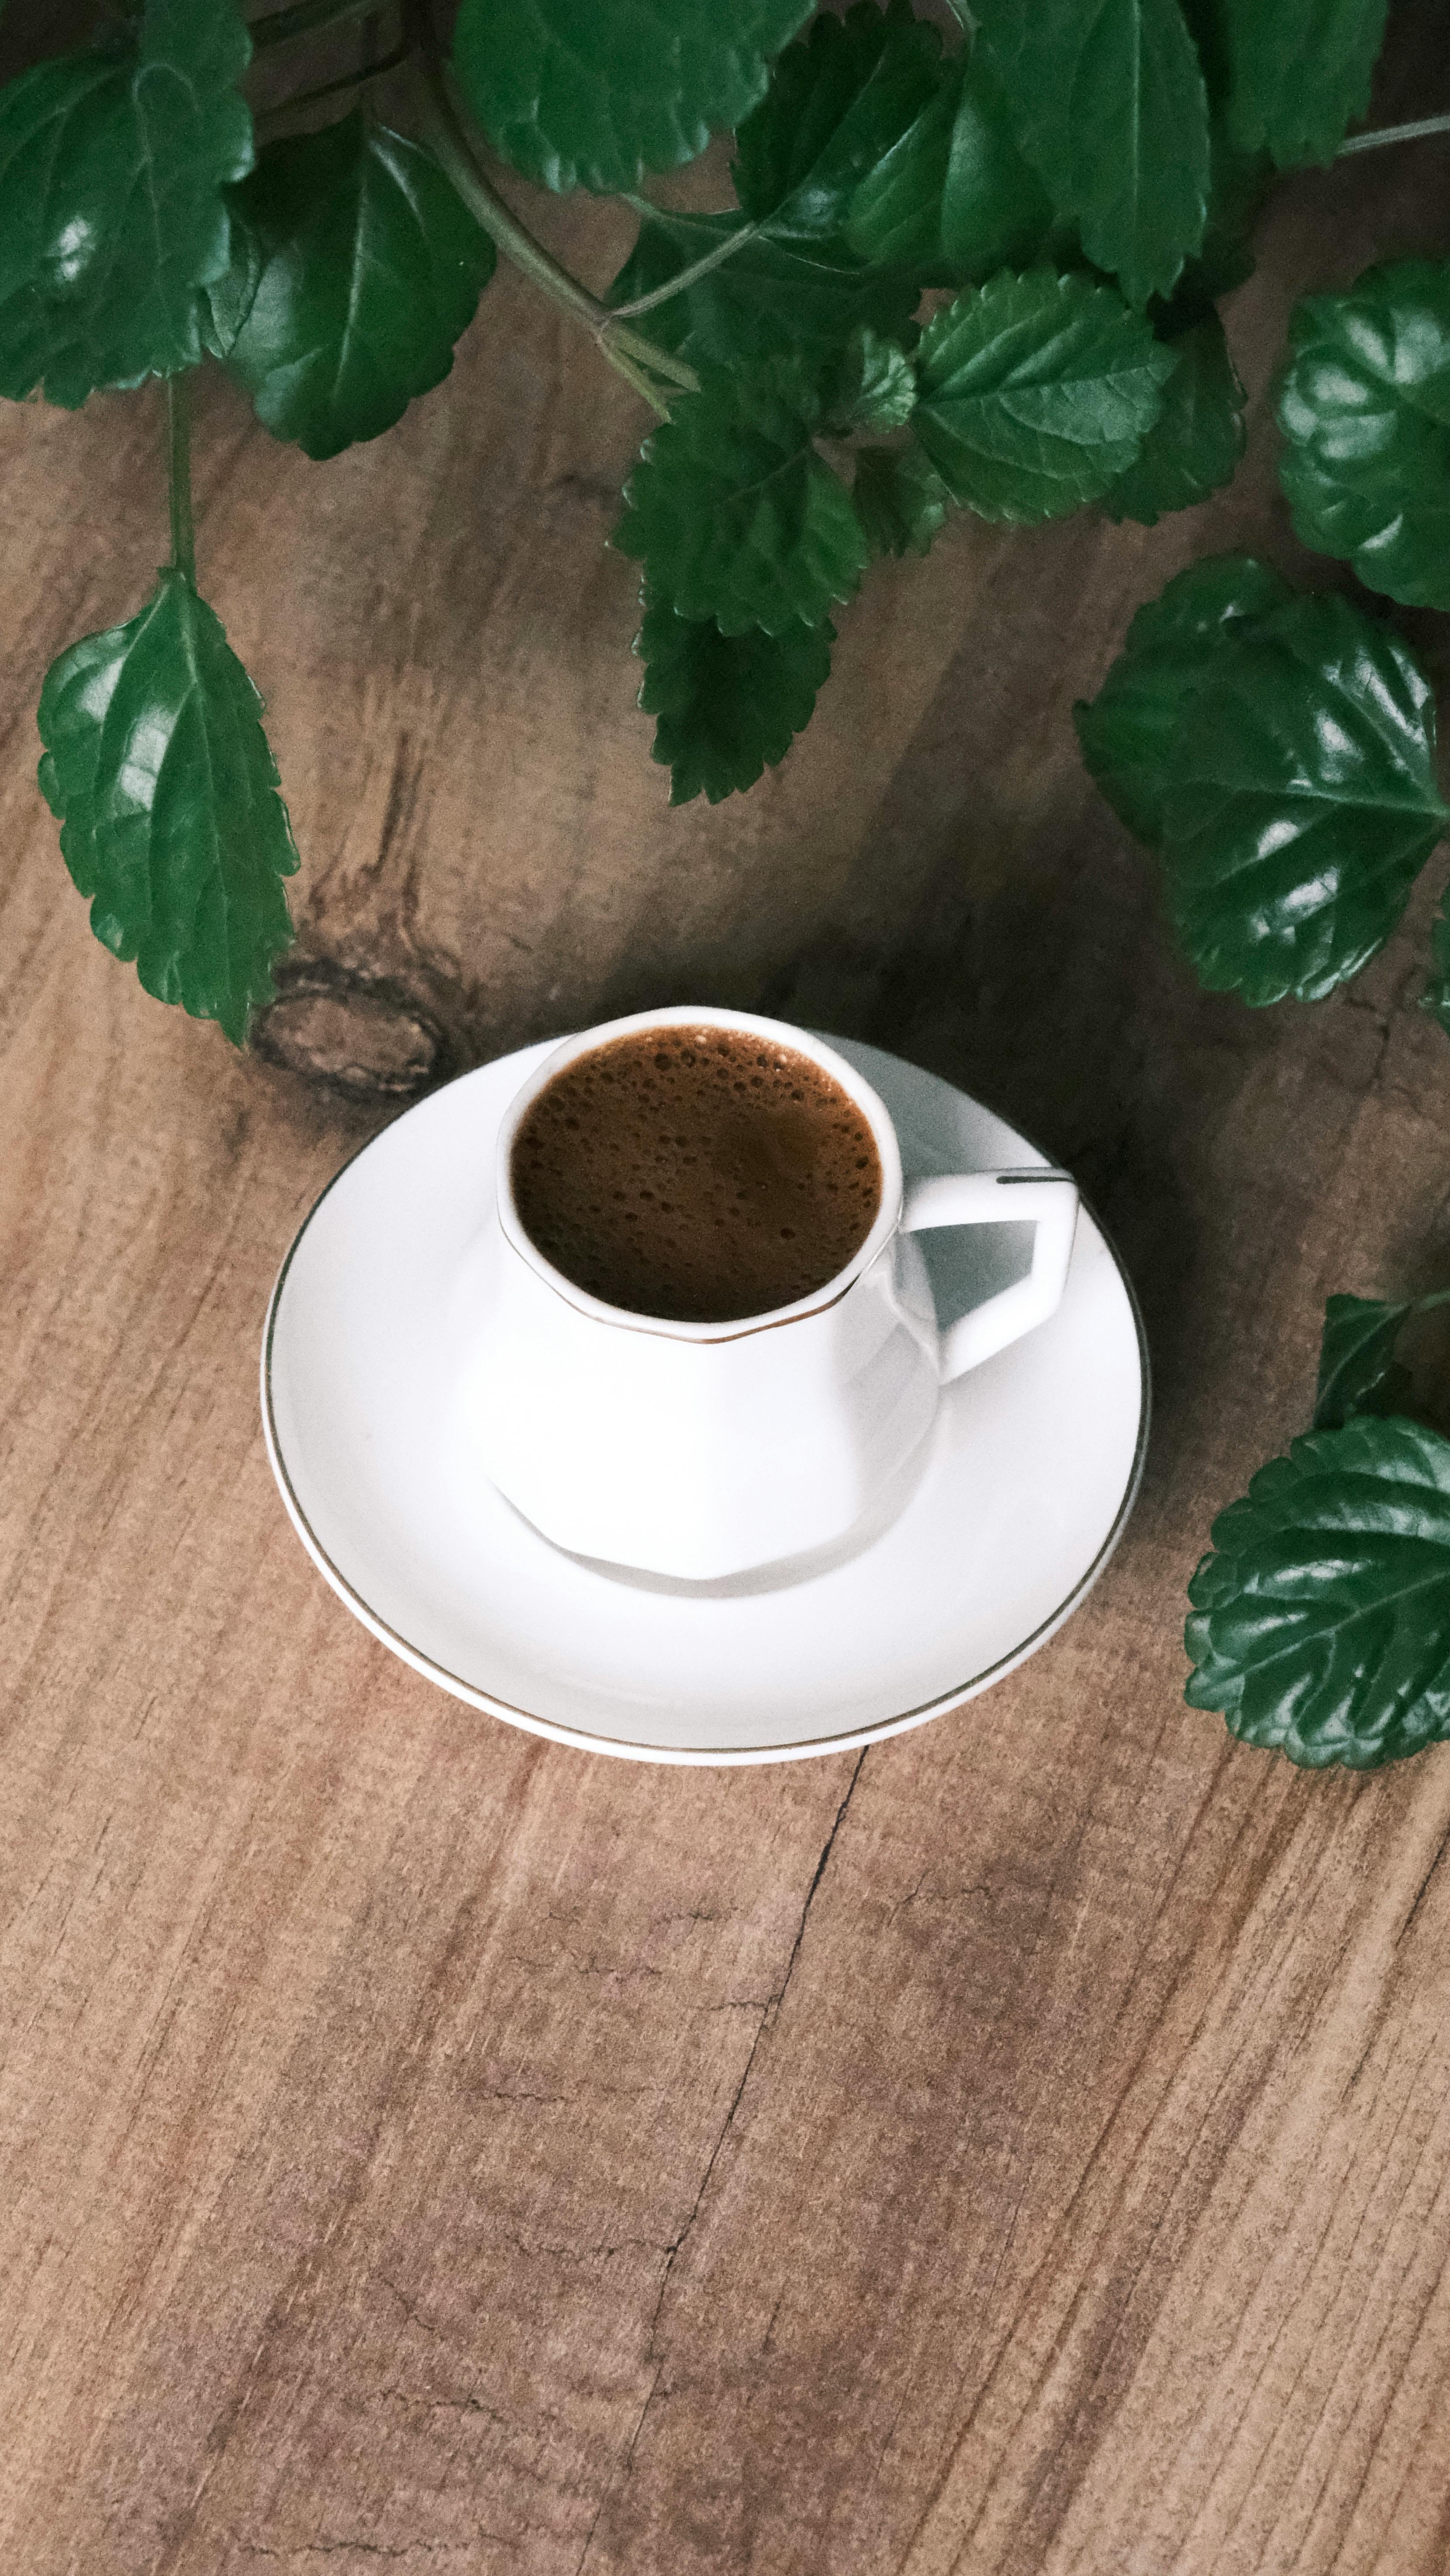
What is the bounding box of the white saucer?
[262,1035,1149,1765]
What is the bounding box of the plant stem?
[166,376,196,585]
[249,0,385,46]
[609,218,761,319]
[405,6,697,402]
[1338,110,1450,155]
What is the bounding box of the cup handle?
[901,1169,1079,1383]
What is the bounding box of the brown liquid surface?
[511,1027,882,1323]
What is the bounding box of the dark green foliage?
[635,596,834,802]
[1277,260,1450,611]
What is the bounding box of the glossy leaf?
[222,112,496,461]
[1100,313,1245,524]
[937,51,1058,283]
[1074,552,1293,844]
[851,443,950,557]
[37,569,298,1044]
[0,0,253,405]
[968,0,1210,306]
[1216,0,1388,168]
[912,268,1174,524]
[842,58,961,274]
[1185,1414,1450,1769]
[613,363,869,636]
[733,0,943,241]
[452,0,812,194]
[820,325,915,432]
[1161,593,1449,1003]
[1312,1291,1442,1433]
[635,595,833,803]
[607,210,921,368]
[1277,259,1450,611]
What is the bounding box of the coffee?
[510,1026,882,1323]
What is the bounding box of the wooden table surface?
[3,17,1450,2570]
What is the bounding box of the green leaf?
[613,363,869,636]
[851,442,949,556]
[1314,1293,1420,1432]
[732,0,943,241]
[1422,886,1450,1035]
[451,0,813,194]
[912,268,1174,524]
[820,324,915,433]
[1100,312,1245,524]
[1074,552,1293,844]
[1277,259,1450,612]
[607,210,922,368]
[1215,0,1388,168]
[1160,592,1450,1004]
[198,203,263,360]
[968,0,1210,306]
[635,594,833,803]
[0,0,253,405]
[1185,1414,1450,1769]
[37,567,298,1044]
[842,57,962,275]
[221,111,496,461]
[937,51,1058,284]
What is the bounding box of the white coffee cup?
[459,1006,1078,1579]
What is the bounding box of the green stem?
[405,8,697,400]
[166,376,195,585]
[608,217,761,319]
[1338,110,1450,155]
[249,0,385,46]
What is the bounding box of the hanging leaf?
[1074,553,1295,845]
[819,325,916,433]
[452,0,813,194]
[1310,1290,1450,1432]
[635,594,834,803]
[0,0,253,406]
[1100,312,1245,524]
[1160,592,1449,1004]
[1277,259,1450,612]
[851,442,950,557]
[842,59,962,275]
[222,112,496,461]
[37,568,298,1044]
[1185,1414,1450,1769]
[937,51,1059,284]
[732,0,944,241]
[912,268,1174,524]
[613,362,869,636]
[967,0,1210,307]
[1215,0,1388,169]
[607,210,922,368]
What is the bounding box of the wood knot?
[251,961,455,1104]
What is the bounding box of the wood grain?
[3,12,1450,2570]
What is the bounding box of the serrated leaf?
[1074,552,1294,844]
[614,363,868,636]
[635,594,833,803]
[1314,1292,1429,1433]
[968,0,1210,306]
[0,0,253,405]
[937,51,1058,284]
[452,0,813,194]
[1185,1414,1450,1769]
[820,325,915,432]
[607,209,922,369]
[1277,259,1450,612]
[732,0,943,242]
[912,268,1174,524]
[1100,313,1245,524]
[221,111,496,461]
[842,57,961,275]
[1160,592,1449,1004]
[37,567,297,1044]
[1216,0,1388,168]
[851,442,950,556]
